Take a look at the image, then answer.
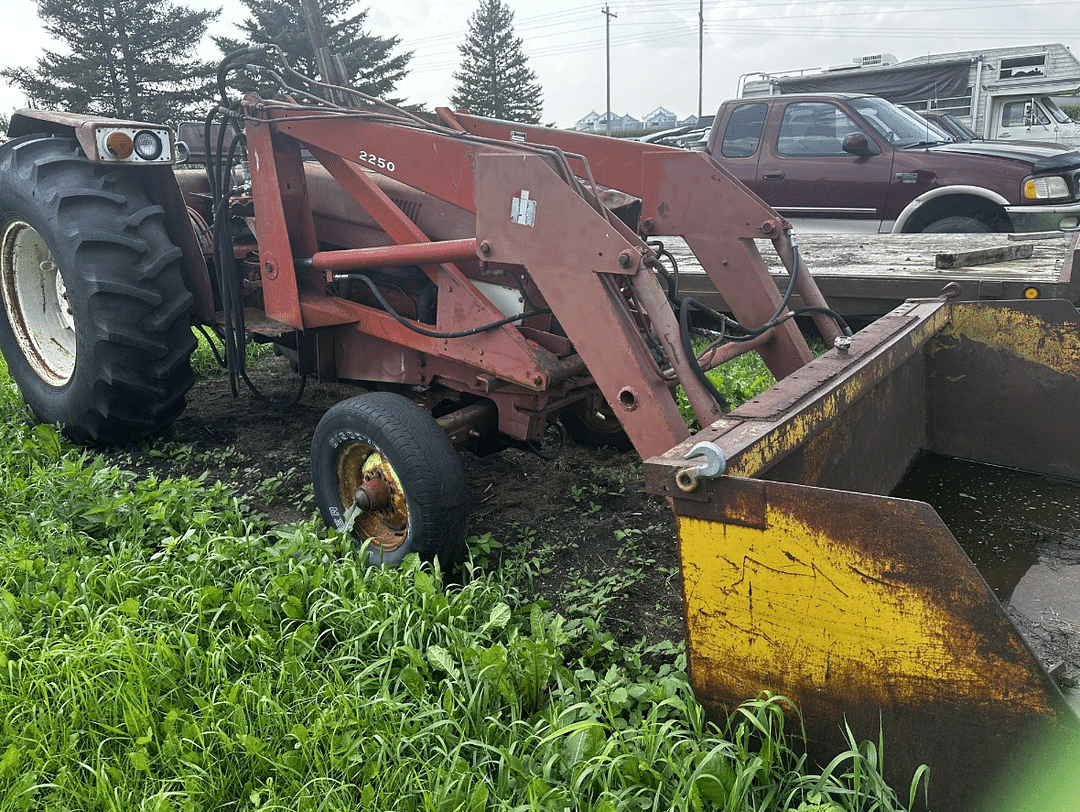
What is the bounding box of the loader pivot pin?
[676,441,726,492]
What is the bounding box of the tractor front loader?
[0,47,1076,810]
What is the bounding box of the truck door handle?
[762,171,785,181]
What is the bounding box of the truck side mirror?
[842,132,875,156]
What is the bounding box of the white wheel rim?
[0,220,77,386]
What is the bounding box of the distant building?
[642,106,677,129]
[573,111,602,131]
[574,110,644,133]
[576,109,697,133]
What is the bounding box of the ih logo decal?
[511,190,536,226]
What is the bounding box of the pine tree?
[0,0,219,124]
[214,0,411,101]
[450,0,543,123]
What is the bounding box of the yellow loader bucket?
[644,297,1080,811]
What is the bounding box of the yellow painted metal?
[939,301,1080,379]
[675,477,1076,812]
[678,501,1062,719]
[647,297,1080,811]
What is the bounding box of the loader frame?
[199,95,840,461]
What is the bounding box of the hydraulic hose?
[337,274,552,339]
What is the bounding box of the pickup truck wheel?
[311,392,470,568]
[0,134,196,444]
[921,216,992,233]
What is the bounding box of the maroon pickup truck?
[707,93,1080,233]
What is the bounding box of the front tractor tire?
[0,134,196,444]
[311,393,470,568]
[559,398,633,451]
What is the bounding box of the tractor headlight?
[94,126,173,164]
[132,130,164,161]
[1023,175,1070,201]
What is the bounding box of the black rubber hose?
[217,46,269,106]
[679,296,729,412]
[339,274,552,339]
[790,306,854,337]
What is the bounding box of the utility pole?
[602,4,617,135]
[698,0,703,120]
[300,0,349,104]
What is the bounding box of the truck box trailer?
[740,43,1080,149]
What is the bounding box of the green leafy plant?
[0,357,925,811]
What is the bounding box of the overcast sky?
[0,0,1077,127]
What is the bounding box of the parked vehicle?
[637,118,710,150]
[707,92,1080,233]
[741,43,1080,148]
[919,110,979,142]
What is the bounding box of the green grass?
[0,359,925,811]
[676,348,776,427]
[190,330,274,380]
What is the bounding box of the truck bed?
[671,231,1080,318]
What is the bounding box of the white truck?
[740,43,1080,149]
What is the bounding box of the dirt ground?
[104,353,686,649]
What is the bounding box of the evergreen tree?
[214,0,411,101]
[0,0,219,124]
[450,0,543,123]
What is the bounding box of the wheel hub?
[336,442,409,550]
[0,219,77,386]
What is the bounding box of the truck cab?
[989,95,1080,148]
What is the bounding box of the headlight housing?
[93,125,174,164]
[1022,175,1071,201]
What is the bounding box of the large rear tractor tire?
[0,134,196,444]
[311,392,470,568]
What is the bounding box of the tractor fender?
[7,109,216,323]
[891,185,1011,233]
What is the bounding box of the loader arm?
[235,96,824,448]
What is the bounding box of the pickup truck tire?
[920,216,992,233]
[311,392,470,568]
[0,134,196,444]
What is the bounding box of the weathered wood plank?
[935,243,1034,269]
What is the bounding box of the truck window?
[721,103,767,157]
[1043,97,1074,125]
[1001,100,1050,127]
[777,103,860,156]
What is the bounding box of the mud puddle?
[893,455,1080,712]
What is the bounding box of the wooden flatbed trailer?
[674,230,1080,319]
